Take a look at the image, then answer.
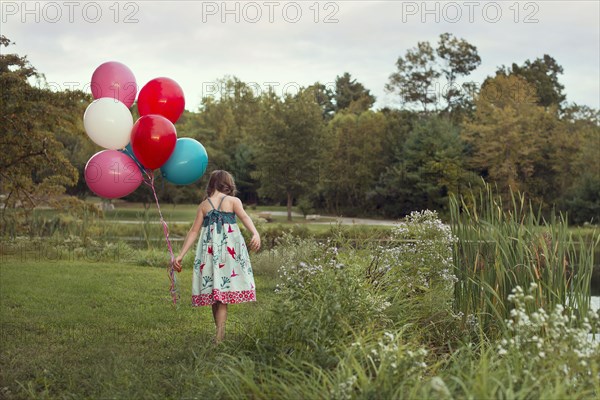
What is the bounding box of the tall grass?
[450,183,598,335]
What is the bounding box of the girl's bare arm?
[173,205,204,271]
[232,197,261,251]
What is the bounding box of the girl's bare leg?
[212,301,227,343]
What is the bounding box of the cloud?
[2,0,598,110]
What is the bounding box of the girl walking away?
[173,170,261,344]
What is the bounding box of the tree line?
[1,33,598,224]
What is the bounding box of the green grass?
[0,257,276,399]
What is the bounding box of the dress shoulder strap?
[216,195,227,211]
[207,197,217,210]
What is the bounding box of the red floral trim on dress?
[192,289,256,306]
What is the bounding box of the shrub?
[256,234,391,367]
[364,210,461,348]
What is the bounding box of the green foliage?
[308,82,336,120]
[296,196,315,217]
[497,284,599,383]
[320,110,387,214]
[2,212,598,399]
[0,36,90,217]
[333,72,376,113]
[386,32,481,117]
[386,40,439,111]
[364,210,464,348]
[252,88,324,220]
[371,210,457,302]
[219,328,430,400]
[376,115,473,216]
[262,235,390,366]
[496,54,566,109]
[3,38,596,224]
[462,74,552,200]
[559,107,600,223]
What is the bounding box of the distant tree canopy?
[1,34,598,225]
[334,72,376,114]
[462,75,551,196]
[386,32,481,122]
[0,36,92,216]
[496,54,566,110]
[252,89,324,221]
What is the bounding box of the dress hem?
[192,289,256,306]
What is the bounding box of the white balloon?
[83,98,133,150]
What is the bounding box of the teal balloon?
[119,143,145,172]
[160,138,208,185]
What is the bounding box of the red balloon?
[130,115,177,170]
[137,77,185,123]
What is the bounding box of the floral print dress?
[192,195,256,306]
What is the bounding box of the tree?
[320,110,387,214]
[386,33,481,118]
[230,142,257,204]
[0,35,92,233]
[196,77,262,202]
[386,41,440,112]
[252,89,324,221]
[436,32,481,121]
[496,54,566,109]
[334,72,376,113]
[307,82,336,120]
[558,104,600,223]
[461,74,552,201]
[375,115,471,216]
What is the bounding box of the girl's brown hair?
[205,170,237,198]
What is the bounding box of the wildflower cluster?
[350,331,428,376]
[273,235,390,319]
[266,233,393,362]
[330,331,429,399]
[330,375,357,400]
[272,233,329,293]
[370,210,458,301]
[497,283,600,384]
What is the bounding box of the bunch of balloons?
[83,61,209,199]
[82,61,210,307]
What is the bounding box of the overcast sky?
[2,0,599,110]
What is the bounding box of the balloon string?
[122,147,146,172]
[142,169,180,308]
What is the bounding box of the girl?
[173,170,260,344]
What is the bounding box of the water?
[592,296,599,313]
[588,296,600,344]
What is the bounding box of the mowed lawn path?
[0,258,276,399]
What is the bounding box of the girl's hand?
[173,255,183,272]
[249,233,261,252]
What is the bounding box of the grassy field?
[0,257,277,399]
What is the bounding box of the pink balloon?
[85,150,143,199]
[91,61,137,108]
